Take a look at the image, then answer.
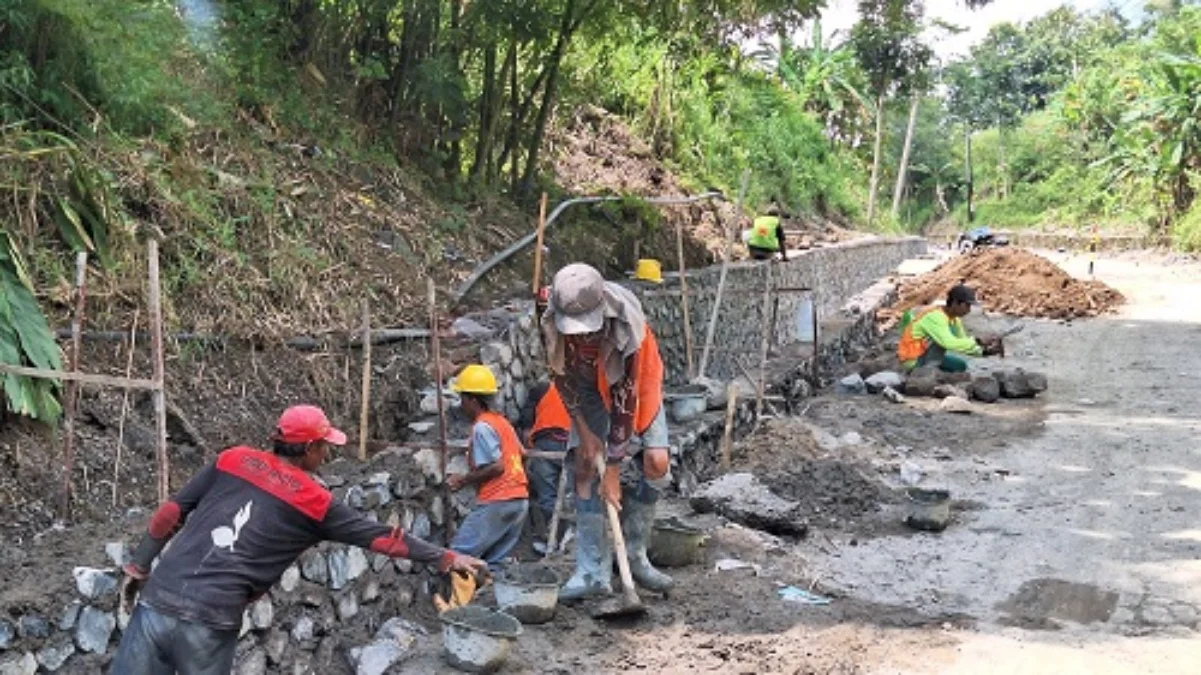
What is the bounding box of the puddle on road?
[996,578,1119,629]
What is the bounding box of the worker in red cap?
[111,405,486,674]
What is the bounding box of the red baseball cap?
[276,405,347,445]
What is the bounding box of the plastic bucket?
[648,518,708,568]
[492,564,560,624]
[441,606,522,674]
[904,487,951,532]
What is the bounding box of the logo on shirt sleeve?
[211,501,253,552]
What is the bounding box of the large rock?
[864,371,904,394]
[328,549,350,590]
[72,567,117,599]
[279,565,301,593]
[299,551,327,584]
[836,373,866,395]
[347,548,369,581]
[58,603,81,631]
[264,629,289,664]
[1027,372,1048,393]
[0,620,14,650]
[75,607,114,654]
[412,448,443,483]
[480,342,513,367]
[904,366,939,398]
[995,369,1037,398]
[689,473,808,536]
[0,652,36,675]
[250,597,274,630]
[970,376,1001,403]
[940,396,974,414]
[35,637,74,672]
[347,641,407,675]
[291,615,316,643]
[17,615,49,640]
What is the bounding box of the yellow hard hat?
[633,258,663,283]
[453,364,498,395]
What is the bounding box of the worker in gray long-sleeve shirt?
[111,405,485,675]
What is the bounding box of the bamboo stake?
[754,260,773,426]
[147,239,169,504]
[113,311,139,508]
[531,192,548,295]
[720,382,738,471]
[428,279,454,541]
[699,170,750,379]
[358,301,371,461]
[59,251,88,520]
[676,218,695,379]
[811,290,821,385]
[0,364,159,390]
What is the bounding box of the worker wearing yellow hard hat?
[633,258,663,283]
[437,364,529,612]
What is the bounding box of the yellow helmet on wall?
[453,364,498,395]
[633,258,663,283]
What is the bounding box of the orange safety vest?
[897,307,938,362]
[528,382,570,444]
[597,326,664,435]
[471,412,529,503]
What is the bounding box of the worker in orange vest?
[542,263,674,601]
[437,364,530,611]
[898,284,1001,372]
[516,379,571,550]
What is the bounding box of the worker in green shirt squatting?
[742,204,789,262]
[897,284,1002,373]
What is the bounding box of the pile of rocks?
[839,366,1048,405]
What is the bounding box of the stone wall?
[0,450,475,675]
[633,236,925,384]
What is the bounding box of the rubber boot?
[558,511,611,602]
[621,494,674,593]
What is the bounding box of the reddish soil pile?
[888,248,1124,320]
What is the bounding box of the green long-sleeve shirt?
[902,308,981,369]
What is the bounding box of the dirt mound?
[733,419,896,529]
[888,248,1124,320]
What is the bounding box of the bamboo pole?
[147,239,169,503]
[720,382,738,471]
[59,252,88,520]
[754,260,773,426]
[357,301,372,461]
[699,170,750,379]
[113,311,139,508]
[0,364,159,390]
[428,279,454,541]
[676,218,695,379]
[531,192,549,295]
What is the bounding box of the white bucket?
[795,297,815,342]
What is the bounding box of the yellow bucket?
[633,258,663,283]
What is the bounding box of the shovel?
[588,452,646,619]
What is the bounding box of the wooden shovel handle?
[594,453,640,602]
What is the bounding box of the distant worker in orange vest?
[543,263,674,601]
[437,364,530,611]
[516,379,571,550]
[898,284,1001,372]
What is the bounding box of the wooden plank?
[60,252,88,520]
[0,363,160,390]
[147,239,169,503]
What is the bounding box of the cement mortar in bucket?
[648,517,708,568]
[441,606,522,674]
[493,563,560,624]
[904,487,951,532]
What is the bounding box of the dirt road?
[412,250,1201,675]
[801,250,1201,673]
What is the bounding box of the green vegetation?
[3,0,1201,422]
